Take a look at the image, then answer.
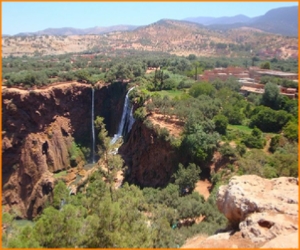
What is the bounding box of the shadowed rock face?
[2,82,127,218]
[216,175,298,245]
[119,121,179,188]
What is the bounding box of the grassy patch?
[228,124,252,134]
[154,89,186,99]
[53,170,67,178]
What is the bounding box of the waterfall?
[127,106,135,133]
[91,88,95,163]
[111,87,135,144]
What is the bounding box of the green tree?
[222,106,245,125]
[242,127,265,149]
[270,143,298,177]
[260,61,271,69]
[238,149,269,177]
[189,82,216,98]
[176,192,205,219]
[250,106,292,132]
[182,123,220,163]
[261,82,282,110]
[219,142,236,158]
[52,180,69,209]
[213,114,228,135]
[173,163,201,195]
[33,205,86,247]
[283,121,298,141]
[6,226,41,248]
[94,116,124,201]
[75,69,90,83]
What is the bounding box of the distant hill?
[14,25,138,36]
[185,14,251,26]
[3,17,297,59]
[249,6,298,36]
[184,6,298,36]
[9,6,297,37]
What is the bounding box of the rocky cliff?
[119,121,179,188]
[216,175,298,248]
[2,82,127,218]
[182,175,298,248]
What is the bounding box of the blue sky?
[2,1,298,35]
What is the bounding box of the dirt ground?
[194,179,212,200]
[147,112,183,137]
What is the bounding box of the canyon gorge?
[2,81,180,219]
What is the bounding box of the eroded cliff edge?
[2,82,127,218]
[119,120,179,188]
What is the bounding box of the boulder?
[260,231,299,248]
[217,175,298,244]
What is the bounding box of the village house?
[249,67,298,81]
[198,66,249,82]
[199,66,298,99]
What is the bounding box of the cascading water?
[111,87,135,144]
[127,106,135,133]
[91,88,95,163]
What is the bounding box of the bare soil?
[148,112,183,137]
[194,179,212,200]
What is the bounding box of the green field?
[227,124,253,134]
[228,124,276,137]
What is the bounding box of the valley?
[1,6,299,248]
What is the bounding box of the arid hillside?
[2,19,298,59]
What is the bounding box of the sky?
[2,1,298,35]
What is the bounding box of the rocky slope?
[2,20,298,59]
[182,175,299,248]
[2,81,127,218]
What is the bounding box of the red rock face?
[2,82,127,218]
[119,121,179,188]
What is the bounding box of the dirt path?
[263,137,272,155]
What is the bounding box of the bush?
[134,107,147,121]
[189,82,216,98]
[219,143,236,158]
[241,127,265,149]
[173,163,201,195]
[158,127,170,140]
[250,106,292,133]
[283,121,298,141]
[213,115,228,135]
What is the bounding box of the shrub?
[134,107,147,121]
[241,127,265,149]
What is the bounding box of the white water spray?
[127,106,135,133]
[111,87,135,144]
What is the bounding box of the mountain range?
[13,25,138,37]
[185,6,298,36]
[8,5,298,37]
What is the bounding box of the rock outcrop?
[216,175,298,246]
[2,82,127,218]
[119,121,179,187]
